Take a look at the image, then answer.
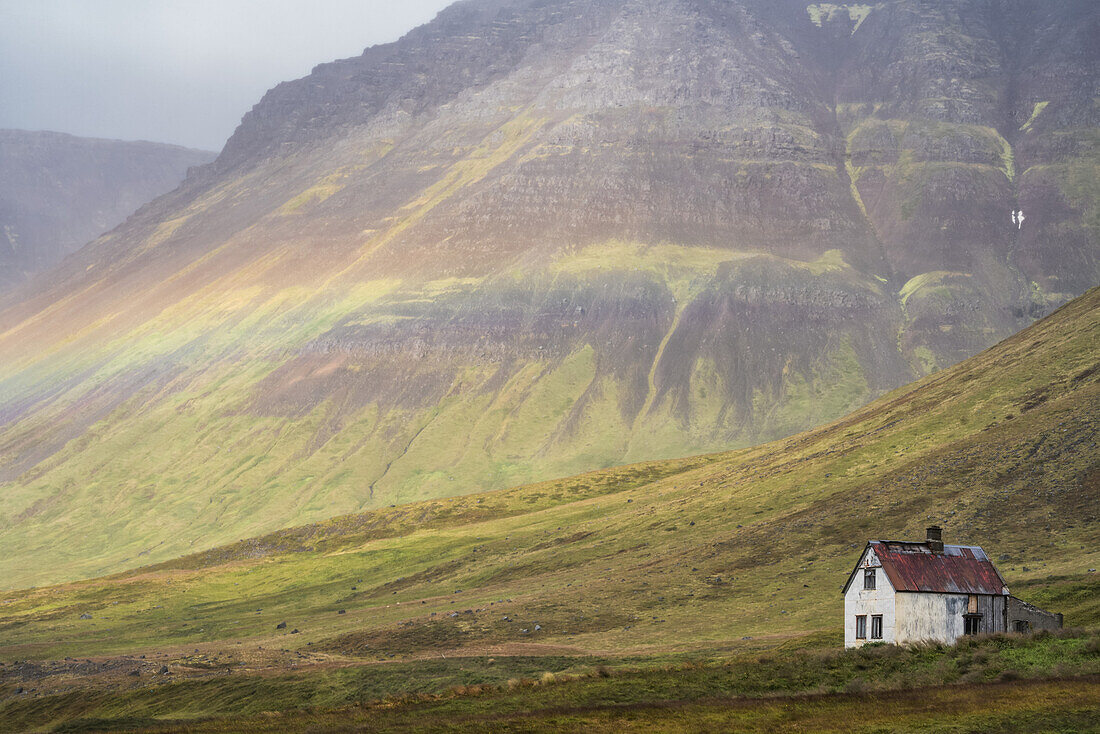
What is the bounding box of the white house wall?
[894,593,968,644]
[893,593,1007,645]
[844,547,896,648]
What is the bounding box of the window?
[1014,620,1030,634]
[864,569,876,590]
[855,615,867,639]
[964,614,983,636]
[871,615,883,639]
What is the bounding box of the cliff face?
[0,130,214,290]
[0,0,1097,585]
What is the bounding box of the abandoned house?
[842,526,1063,647]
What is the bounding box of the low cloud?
[0,0,451,151]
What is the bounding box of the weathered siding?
[894,593,1006,644]
[980,593,1007,635]
[844,547,896,648]
[894,593,966,644]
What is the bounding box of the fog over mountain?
[0,0,452,150]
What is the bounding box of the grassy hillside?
[0,249,898,590]
[0,286,1097,730]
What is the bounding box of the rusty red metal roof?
[869,540,1009,596]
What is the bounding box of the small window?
[855,615,867,639]
[864,569,876,590]
[1014,620,1030,634]
[964,614,982,636]
[871,615,883,639]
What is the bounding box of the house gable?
[844,545,896,645]
[841,544,884,595]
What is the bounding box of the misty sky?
[0,0,454,152]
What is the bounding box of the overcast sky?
[0,0,454,152]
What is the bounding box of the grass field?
[2,631,1099,732]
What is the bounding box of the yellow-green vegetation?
[345,111,547,269]
[845,158,871,220]
[753,336,871,440]
[807,4,877,34]
[1021,101,1050,133]
[0,288,1097,732]
[899,271,969,309]
[548,241,753,288]
[279,181,343,214]
[846,118,1017,192]
[0,241,896,589]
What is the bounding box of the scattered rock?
[338,609,346,615]
[534,624,542,631]
[158,666,170,675]
[128,670,140,677]
[79,613,92,620]
[276,622,287,630]
[291,629,300,634]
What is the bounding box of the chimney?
[927,525,944,553]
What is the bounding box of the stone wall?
[1007,596,1063,633]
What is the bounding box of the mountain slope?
[1,284,1096,667]
[0,130,214,290]
[0,0,1098,587]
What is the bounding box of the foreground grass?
[3,630,1099,732]
[123,680,1100,734]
